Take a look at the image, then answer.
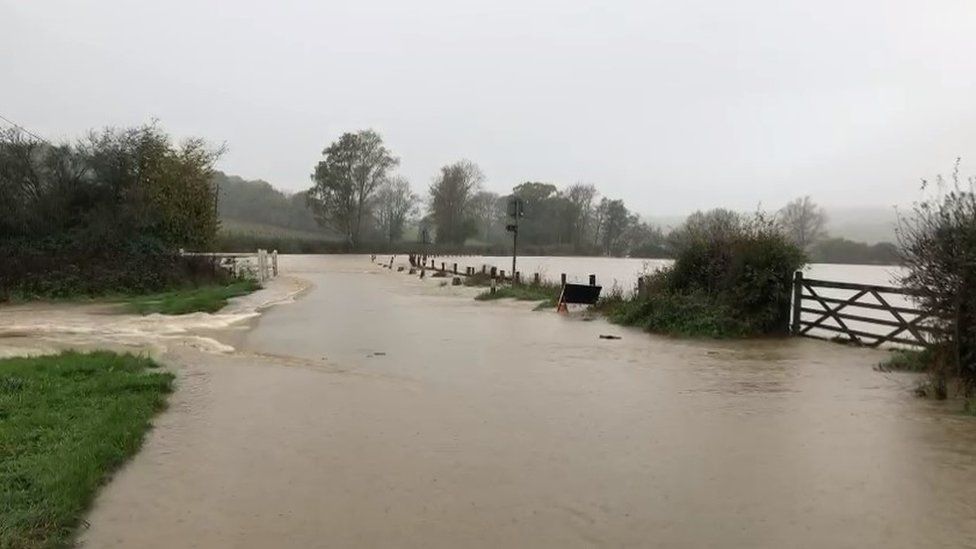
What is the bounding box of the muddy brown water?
[6,255,973,547]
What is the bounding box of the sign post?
[506,197,524,282]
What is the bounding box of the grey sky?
[3,0,975,214]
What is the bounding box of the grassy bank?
[595,292,757,338]
[475,283,562,309]
[124,280,261,315]
[877,348,934,373]
[0,351,174,549]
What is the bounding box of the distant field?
[219,219,337,241]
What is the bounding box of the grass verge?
[0,351,174,549]
[594,291,756,338]
[475,283,561,309]
[877,348,933,373]
[124,279,261,315]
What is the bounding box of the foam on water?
[0,276,308,358]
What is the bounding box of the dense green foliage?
[0,124,226,299]
[307,130,399,246]
[897,160,976,394]
[124,280,261,315]
[428,161,483,245]
[599,212,807,337]
[0,351,173,548]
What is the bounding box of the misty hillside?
[215,172,330,237]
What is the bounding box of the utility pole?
[506,197,524,282]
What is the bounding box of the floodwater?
[3,255,975,548]
[419,255,916,343]
[407,254,906,293]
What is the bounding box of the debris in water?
[599,335,621,340]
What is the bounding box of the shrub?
[601,211,806,337]
[0,124,225,299]
[897,159,976,395]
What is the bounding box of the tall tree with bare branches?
[778,196,827,250]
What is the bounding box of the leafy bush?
[600,212,806,337]
[0,124,225,299]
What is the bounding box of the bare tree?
[778,196,827,250]
[374,175,418,244]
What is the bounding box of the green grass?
[218,218,336,241]
[124,280,260,315]
[0,351,174,549]
[595,291,755,338]
[964,399,976,417]
[475,283,562,309]
[877,348,934,373]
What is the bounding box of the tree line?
[304,129,894,260]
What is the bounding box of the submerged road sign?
[556,283,602,313]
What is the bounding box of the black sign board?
[558,283,602,308]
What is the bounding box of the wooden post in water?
[791,271,804,334]
[561,273,567,286]
[482,265,487,274]
[589,274,596,286]
[533,273,540,285]
[453,263,458,274]
[272,250,278,277]
[637,276,645,297]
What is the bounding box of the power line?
[0,113,50,143]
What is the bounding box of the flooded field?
[3,255,974,547]
[410,254,905,293]
[418,255,916,343]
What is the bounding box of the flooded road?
[8,255,973,547]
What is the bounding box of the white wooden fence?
[181,249,279,282]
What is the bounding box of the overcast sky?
[3,0,975,214]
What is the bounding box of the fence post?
[533,273,540,285]
[272,250,278,277]
[515,271,521,284]
[791,271,803,334]
[637,276,645,298]
[589,274,596,286]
